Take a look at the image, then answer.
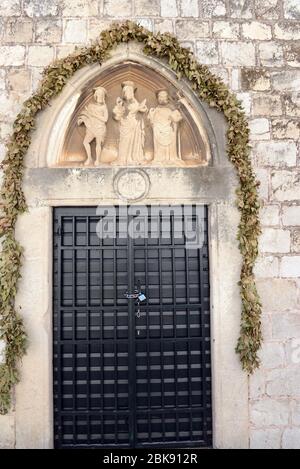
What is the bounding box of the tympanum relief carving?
[61,63,211,167]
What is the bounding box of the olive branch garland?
[0,21,262,414]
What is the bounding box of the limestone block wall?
[0,0,299,449]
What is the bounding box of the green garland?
[0,21,262,414]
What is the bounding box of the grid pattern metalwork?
[53,206,212,448]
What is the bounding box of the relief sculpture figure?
[113,81,148,165]
[77,86,108,166]
[148,90,183,165]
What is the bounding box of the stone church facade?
[0,0,299,449]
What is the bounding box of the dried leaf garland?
[0,21,262,413]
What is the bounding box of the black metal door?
[53,206,212,448]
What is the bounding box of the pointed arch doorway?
[13,41,249,449]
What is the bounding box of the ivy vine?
[0,21,262,414]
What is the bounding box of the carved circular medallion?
[114,169,150,202]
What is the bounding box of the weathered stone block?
[266,368,300,397]
[266,369,289,397]
[254,0,279,19]
[212,21,239,39]
[231,68,240,90]
[271,170,300,202]
[259,342,285,369]
[282,428,300,449]
[266,371,288,397]
[274,22,300,40]
[242,21,272,40]
[282,205,300,226]
[209,66,229,85]
[252,94,282,116]
[103,0,132,17]
[284,93,300,117]
[259,43,284,67]
[286,338,300,368]
[175,20,209,40]
[272,313,300,340]
[261,204,280,226]
[195,41,219,65]
[35,19,62,43]
[203,0,226,17]
[161,0,178,17]
[249,118,270,140]
[1,0,21,16]
[0,91,21,120]
[29,67,42,92]
[254,141,297,168]
[0,121,12,140]
[271,70,300,92]
[250,428,281,449]
[55,45,75,60]
[135,0,160,16]
[63,19,87,44]
[249,370,266,399]
[260,228,291,253]
[134,19,154,31]
[256,279,297,310]
[285,43,300,68]
[236,92,251,115]
[255,168,269,199]
[0,70,5,91]
[254,255,279,277]
[250,399,289,426]
[272,119,300,140]
[4,18,33,43]
[291,401,300,425]
[292,230,300,253]
[221,42,255,66]
[62,0,98,17]
[229,0,252,18]
[7,69,31,94]
[241,68,270,91]
[179,0,198,17]
[23,0,60,17]
[280,256,300,277]
[87,19,112,41]
[179,40,195,51]
[154,19,174,34]
[0,46,25,66]
[28,45,54,67]
[284,0,300,19]
[286,337,300,366]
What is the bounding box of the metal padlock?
[138,293,146,302]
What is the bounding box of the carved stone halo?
[114,169,150,202]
